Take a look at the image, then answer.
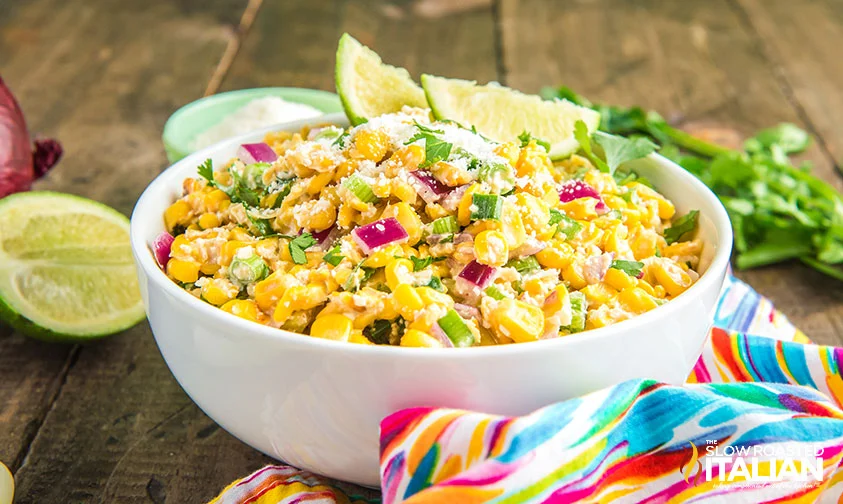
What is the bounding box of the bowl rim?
[133,113,733,359]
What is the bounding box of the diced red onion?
[583,252,614,285]
[237,142,277,164]
[454,303,480,321]
[351,217,408,255]
[410,170,451,203]
[430,324,455,348]
[152,232,174,268]
[457,260,496,289]
[309,226,339,251]
[559,180,608,213]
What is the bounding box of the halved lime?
[0,192,145,342]
[421,75,601,160]
[335,33,428,125]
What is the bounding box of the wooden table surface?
[2,0,843,501]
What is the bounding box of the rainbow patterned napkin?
[209,275,843,503]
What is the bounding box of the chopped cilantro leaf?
[197,159,215,185]
[611,259,644,277]
[406,122,453,168]
[322,245,344,266]
[289,233,317,264]
[517,130,551,152]
[664,210,700,244]
[593,132,659,174]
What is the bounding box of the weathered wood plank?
[498,0,843,346]
[733,0,843,172]
[219,0,497,91]
[0,0,262,501]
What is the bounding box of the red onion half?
[152,232,175,268]
[0,77,62,198]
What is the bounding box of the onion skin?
[0,77,62,198]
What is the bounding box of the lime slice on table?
[0,192,145,342]
[335,33,428,125]
[421,74,601,160]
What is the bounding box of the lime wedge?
[335,33,427,125]
[421,75,601,160]
[0,192,144,342]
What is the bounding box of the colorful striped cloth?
[210,275,843,503]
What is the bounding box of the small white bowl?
[131,114,732,486]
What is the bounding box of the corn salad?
[160,107,703,348]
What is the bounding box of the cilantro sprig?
[611,260,644,278]
[197,159,215,185]
[518,131,551,152]
[545,85,843,281]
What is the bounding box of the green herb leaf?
[517,130,551,152]
[593,131,659,174]
[574,120,610,172]
[363,319,393,345]
[664,210,700,244]
[407,123,453,168]
[289,233,317,265]
[322,245,344,266]
[610,259,644,277]
[197,159,215,185]
[746,123,810,155]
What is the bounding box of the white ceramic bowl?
[131,114,732,486]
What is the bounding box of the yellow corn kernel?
[308,202,337,231]
[254,271,288,311]
[385,258,413,291]
[430,161,472,186]
[631,230,658,260]
[457,184,480,226]
[634,183,676,220]
[363,243,403,268]
[164,200,191,232]
[581,283,619,307]
[474,230,509,267]
[522,277,546,297]
[514,193,551,236]
[491,299,545,343]
[494,142,520,166]
[603,267,635,291]
[381,202,422,245]
[652,261,693,297]
[583,170,619,194]
[355,129,389,162]
[663,239,703,258]
[563,262,587,290]
[220,299,259,322]
[536,241,574,270]
[424,203,449,220]
[515,143,551,177]
[200,263,220,275]
[586,312,612,330]
[198,212,220,230]
[560,199,599,221]
[168,259,200,283]
[618,287,659,314]
[543,285,570,316]
[349,330,375,345]
[337,202,355,228]
[416,286,454,308]
[221,240,248,266]
[500,203,527,249]
[601,224,629,254]
[391,283,424,320]
[171,234,190,255]
[400,329,443,348]
[392,179,417,203]
[307,172,334,195]
[602,194,627,211]
[384,144,425,176]
[204,189,230,212]
[310,314,353,342]
[637,280,657,297]
[201,281,234,306]
[230,227,253,241]
[272,286,303,323]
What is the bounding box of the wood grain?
[732,0,843,172]
[219,0,497,91]
[498,0,843,346]
[0,0,262,501]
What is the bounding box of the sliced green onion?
[313,126,344,142]
[426,276,445,291]
[565,291,586,333]
[484,285,507,300]
[342,173,378,203]
[431,215,459,235]
[436,309,475,348]
[229,254,269,284]
[471,194,503,221]
[506,256,540,274]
